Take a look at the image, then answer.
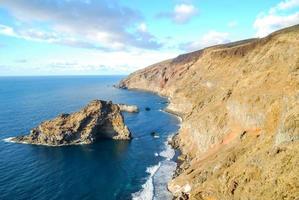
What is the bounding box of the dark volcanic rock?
[12,100,131,146]
[151,131,158,137]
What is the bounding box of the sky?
[0,0,298,76]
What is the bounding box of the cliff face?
[119,25,299,199]
[13,100,131,146]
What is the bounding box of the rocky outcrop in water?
[12,100,131,146]
[119,25,299,199]
[117,104,139,113]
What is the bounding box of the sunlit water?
[0,76,180,200]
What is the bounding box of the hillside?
[119,25,299,200]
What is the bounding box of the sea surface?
[0,76,180,200]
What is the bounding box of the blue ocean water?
[0,76,180,200]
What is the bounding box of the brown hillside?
[119,25,299,200]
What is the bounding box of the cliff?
[12,100,131,146]
[119,25,299,199]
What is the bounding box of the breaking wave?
[132,135,177,200]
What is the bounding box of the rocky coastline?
[119,25,299,199]
[11,100,132,146]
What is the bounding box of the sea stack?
[117,104,139,113]
[12,100,131,146]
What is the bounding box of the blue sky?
[0,0,298,76]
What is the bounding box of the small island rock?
[117,104,139,113]
[12,100,131,146]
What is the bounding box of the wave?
[132,163,161,200]
[3,137,15,143]
[153,160,177,200]
[132,135,177,200]
[159,138,175,160]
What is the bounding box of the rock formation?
[119,25,299,199]
[117,104,139,113]
[12,100,131,146]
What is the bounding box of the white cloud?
[174,4,198,23]
[157,4,198,24]
[1,49,178,75]
[254,0,299,37]
[0,24,108,50]
[254,12,299,37]
[138,23,148,32]
[277,0,299,10]
[0,0,161,50]
[0,24,17,37]
[180,31,230,51]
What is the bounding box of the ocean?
[0,76,180,200]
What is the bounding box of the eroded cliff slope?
[119,25,299,199]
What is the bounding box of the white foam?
[3,137,15,143]
[153,160,177,200]
[132,163,161,200]
[153,135,160,139]
[159,136,175,160]
[152,135,177,199]
[132,135,177,200]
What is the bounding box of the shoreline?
[119,86,185,199]
[132,134,178,200]
[117,86,183,122]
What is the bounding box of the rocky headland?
[12,100,131,146]
[119,25,299,199]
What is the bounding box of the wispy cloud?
[15,59,27,63]
[0,24,108,50]
[47,62,114,73]
[157,4,198,24]
[254,0,299,37]
[179,31,230,51]
[0,24,17,37]
[138,23,148,32]
[0,0,161,50]
[0,49,178,75]
[228,20,238,28]
[272,0,299,11]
